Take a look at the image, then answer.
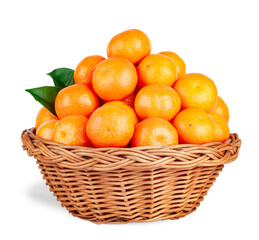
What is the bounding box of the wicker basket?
[21,128,241,224]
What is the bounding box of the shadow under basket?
[21,128,241,224]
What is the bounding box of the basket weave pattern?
[21,128,241,224]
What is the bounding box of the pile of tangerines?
[35,29,230,148]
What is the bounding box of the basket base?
[37,160,223,224]
[74,206,198,224]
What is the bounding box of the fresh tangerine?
[131,117,178,147]
[159,51,186,79]
[137,54,177,88]
[174,73,218,112]
[54,84,99,119]
[107,29,151,65]
[35,107,58,130]
[134,83,181,121]
[103,101,139,126]
[92,57,137,101]
[173,108,215,144]
[209,112,230,142]
[52,115,91,146]
[74,55,105,86]
[86,105,134,148]
[36,119,58,141]
[211,96,229,122]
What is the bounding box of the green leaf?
[25,86,61,116]
[47,68,74,88]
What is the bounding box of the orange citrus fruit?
[131,117,178,147]
[137,54,177,88]
[35,107,58,130]
[92,57,137,101]
[211,96,229,122]
[173,108,215,144]
[122,92,136,108]
[36,119,58,141]
[209,112,230,142]
[159,51,186,79]
[74,55,105,86]
[86,105,134,147]
[174,73,218,112]
[134,83,181,121]
[107,29,151,65]
[54,84,99,119]
[103,101,139,126]
[52,115,91,146]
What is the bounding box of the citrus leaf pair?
[26,68,75,116]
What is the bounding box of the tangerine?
[137,54,177,88]
[92,57,137,101]
[35,107,58,130]
[122,92,136,108]
[131,117,178,147]
[74,55,105,86]
[107,29,151,65]
[86,105,134,147]
[211,96,229,122]
[54,84,99,119]
[159,51,186,79]
[103,101,139,126]
[134,83,181,121]
[52,115,91,146]
[174,73,218,112]
[173,108,215,144]
[209,112,230,142]
[36,119,58,141]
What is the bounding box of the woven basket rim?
[23,127,240,150]
[21,128,241,171]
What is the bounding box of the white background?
[1,0,258,239]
